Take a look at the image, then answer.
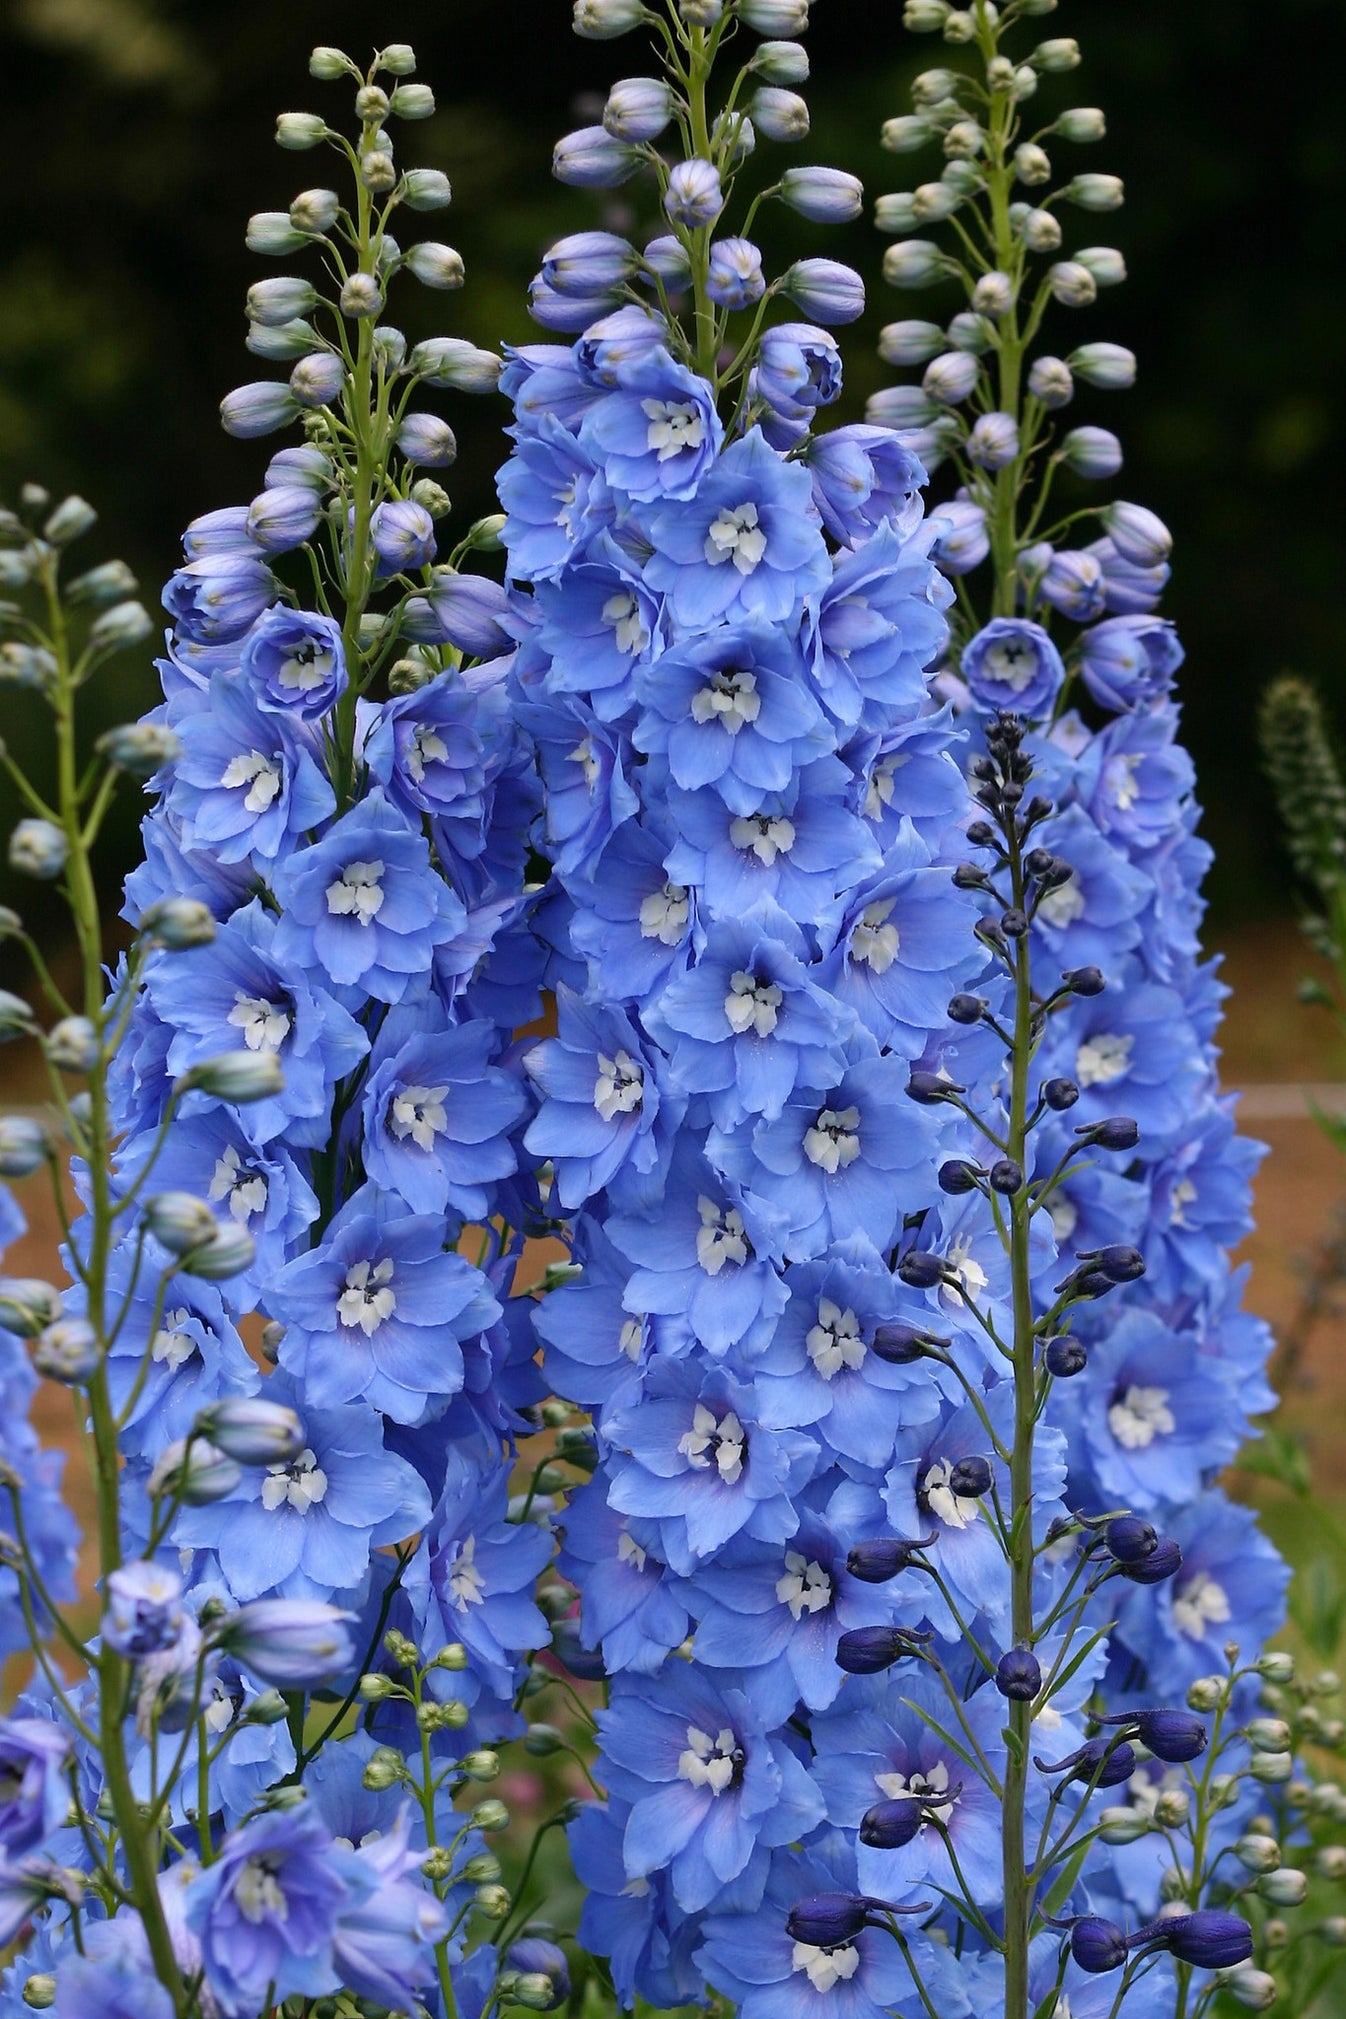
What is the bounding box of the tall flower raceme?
[0,46,566,2019]
[501,5,1346,2019]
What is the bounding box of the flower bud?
[1075,245,1127,287]
[181,1222,257,1282]
[362,1749,404,1791]
[1053,105,1105,143]
[1068,341,1136,391]
[1225,1969,1277,2012]
[837,1626,920,1675]
[1246,1717,1293,1752]
[1067,173,1124,212]
[9,820,68,881]
[1060,426,1122,479]
[859,1797,923,1849]
[1259,1867,1308,1907]
[391,83,434,119]
[409,338,501,392]
[217,1598,356,1684]
[0,643,57,689]
[67,558,138,608]
[883,239,957,289]
[0,990,35,1038]
[783,258,865,325]
[995,1647,1042,1701]
[246,277,318,327]
[309,46,353,80]
[375,42,416,74]
[103,1558,184,1658]
[1021,208,1063,254]
[475,1884,511,1919]
[1033,37,1080,71]
[194,1396,306,1466]
[923,350,980,405]
[0,1116,49,1178]
[879,317,945,365]
[1102,501,1171,567]
[554,126,641,190]
[752,39,809,83]
[43,495,97,545]
[399,169,453,214]
[33,1317,100,1383]
[751,86,810,142]
[971,270,1013,318]
[395,413,458,470]
[968,413,1019,470]
[21,1976,56,2009]
[1102,1515,1158,1567]
[847,1535,934,1579]
[1027,355,1074,409]
[875,193,919,235]
[1098,1805,1151,1845]
[149,1436,241,1505]
[740,0,810,28]
[405,242,466,290]
[787,1895,876,1949]
[1070,1916,1128,1974]
[142,1192,220,1257]
[460,1748,501,1781]
[882,115,938,153]
[220,381,300,439]
[780,166,863,223]
[1249,1752,1294,1784]
[574,0,648,32]
[290,188,340,234]
[1045,1335,1087,1377]
[276,112,327,151]
[44,1016,100,1073]
[1014,142,1052,186]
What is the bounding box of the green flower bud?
[89,601,154,654]
[0,989,36,1038]
[1225,1969,1277,2012]
[1249,1752,1294,1785]
[180,1222,257,1281]
[1235,1834,1281,1874]
[1153,1789,1190,1828]
[1247,1718,1293,1752]
[362,1750,405,1791]
[1075,245,1127,286]
[33,1318,99,1383]
[400,168,453,214]
[148,1435,242,1505]
[464,513,507,551]
[243,1689,289,1724]
[391,84,435,119]
[45,1016,100,1072]
[259,1319,284,1362]
[421,1845,454,1882]
[523,1724,566,1757]
[96,721,178,775]
[359,150,398,195]
[139,897,216,949]
[176,1051,285,1103]
[377,43,417,74]
[21,1978,56,2010]
[1021,207,1062,253]
[410,480,452,519]
[462,1851,501,1883]
[474,1883,511,1919]
[1098,1805,1151,1845]
[1056,107,1106,143]
[1313,1669,1342,1696]
[432,1641,469,1670]
[1316,1845,1346,1881]
[405,242,466,289]
[472,1798,510,1832]
[43,496,97,545]
[358,1672,396,1701]
[1014,142,1052,186]
[1259,1867,1309,1907]
[276,113,328,151]
[0,1280,61,1340]
[460,1749,500,1781]
[247,212,310,256]
[1264,1919,1290,1950]
[882,115,937,153]
[67,558,138,607]
[510,1976,557,2011]
[1066,173,1124,212]
[903,0,950,24]
[290,189,341,234]
[1033,37,1081,71]
[0,642,55,689]
[1320,1917,1346,1946]
[355,85,390,123]
[309,46,355,81]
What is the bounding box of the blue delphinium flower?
[240,605,347,717]
[361,1009,526,1218]
[185,1805,356,2010]
[165,676,335,863]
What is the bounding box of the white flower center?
[152,1307,197,1371]
[208,1143,268,1224]
[728,811,796,865]
[643,398,705,462]
[724,969,783,1038]
[874,1758,956,1826]
[944,1233,988,1303]
[678,1402,746,1484]
[619,1315,645,1362]
[852,899,900,973]
[337,1256,396,1335]
[981,639,1037,692]
[594,1050,644,1123]
[1075,1030,1134,1088]
[804,1105,861,1175]
[1172,1571,1231,1640]
[1169,1176,1198,1228]
[407,722,449,784]
[776,1549,833,1621]
[705,501,767,575]
[569,736,600,791]
[236,1855,288,1925]
[326,858,385,925]
[639,881,689,945]
[617,1529,647,1573]
[921,1457,982,1531]
[792,1943,861,1995]
[276,640,332,694]
[261,1447,329,1514]
[695,1197,750,1276]
[389,1083,450,1153]
[448,1534,486,1611]
[553,478,579,533]
[601,589,649,658]
[228,990,291,1053]
[1108,1382,1175,1451]
[865,755,905,819]
[690,666,761,736]
[1037,875,1086,929]
[221,749,282,814]
[1108,753,1143,811]
[1047,1195,1078,1242]
[677,1723,742,1794]
[806,1298,866,1380]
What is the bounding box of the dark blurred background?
[0,0,1341,923]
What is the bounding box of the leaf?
[1238,1425,1313,1497]
[1041,1835,1093,1918]
[1290,1553,1346,1661]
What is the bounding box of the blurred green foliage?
[0,0,1343,924]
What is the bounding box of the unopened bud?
[276,112,328,151]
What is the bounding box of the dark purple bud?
[846,1535,936,1582]
[1104,1515,1158,1564]
[995,1647,1042,1701]
[1023,847,1056,878]
[1071,1917,1129,1975]
[988,1158,1023,1195]
[1043,1077,1080,1111]
[1076,1116,1141,1151]
[1084,1244,1146,1283]
[965,820,996,848]
[897,1250,948,1289]
[1036,1738,1137,1787]
[1001,907,1029,938]
[948,993,987,1025]
[1119,1537,1182,1584]
[1000,780,1024,808]
[786,1894,875,1947]
[938,1158,982,1195]
[906,1071,964,1105]
[953,863,990,889]
[970,756,997,781]
[1044,1334,1088,1378]
[1071,1268,1119,1300]
[1021,793,1053,824]
[837,1627,920,1676]
[550,1627,608,1683]
[1064,965,1106,995]
[1142,1910,1254,1971]
[1136,1709,1208,1763]
[948,1454,992,1498]
[871,1320,947,1364]
[859,1798,924,1849]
